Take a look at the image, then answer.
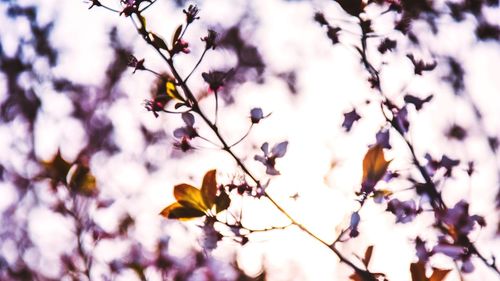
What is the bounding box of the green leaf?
[160,202,205,220]
[215,188,231,213]
[174,184,208,212]
[201,169,217,209]
[149,32,168,50]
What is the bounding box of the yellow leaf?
[174,183,208,212]
[67,164,97,196]
[362,144,390,190]
[160,202,205,220]
[201,169,217,209]
[166,80,183,100]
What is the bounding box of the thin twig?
[184,49,208,83]
[229,124,253,148]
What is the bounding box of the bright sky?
[1,0,499,280]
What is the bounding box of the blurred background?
[0,0,499,280]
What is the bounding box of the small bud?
[201,29,218,50]
[183,5,200,24]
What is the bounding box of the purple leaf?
[181,112,195,126]
[271,141,288,158]
[407,54,437,75]
[260,142,269,154]
[394,106,409,133]
[342,109,361,132]
[404,94,433,111]
[375,128,391,149]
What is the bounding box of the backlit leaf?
[362,144,390,188]
[215,188,231,213]
[429,268,451,281]
[138,14,147,29]
[410,262,428,281]
[174,184,207,212]
[349,273,363,281]
[166,80,183,100]
[41,150,72,186]
[67,164,97,196]
[363,245,374,267]
[172,24,183,46]
[160,202,205,220]
[149,32,168,50]
[335,0,363,17]
[201,169,217,209]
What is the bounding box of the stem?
[184,48,208,83]
[214,89,219,125]
[138,0,157,13]
[69,196,93,280]
[229,123,253,148]
[144,68,162,77]
[128,10,377,279]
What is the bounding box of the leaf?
[410,262,428,281]
[67,164,97,196]
[138,14,147,29]
[215,188,231,213]
[342,109,361,132]
[362,144,390,187]
[429,268,451,281]
[166,80,183,100]
[362,245,374,267]
[149,32,169,50]
[349,273,363,281]
[272,141,288,157]
[42,150,72,186]
[174,184,208,211]
[172,24,183,46]
[201,170,217,209]
[335,0,363,17]
[160,202,205,220]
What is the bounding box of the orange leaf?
[174,184,208,212]
[160,202,205,220]
[362,144,390,188]
[410,262,428,281]
[349,272,363,281]
[363,245,374,267]
[201,170,217,209]
[429,268,451,281]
